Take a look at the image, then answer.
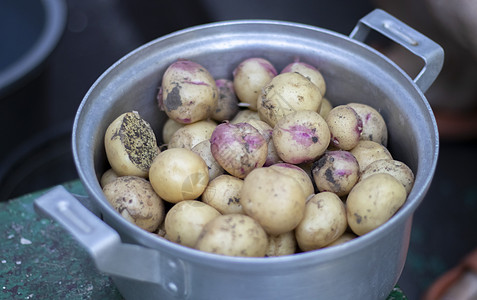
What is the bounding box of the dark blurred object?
[0,0,66,98]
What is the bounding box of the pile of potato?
[101,57,415,257]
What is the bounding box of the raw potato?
[311,150,359,197]
[257,72,322,127]
[281,61,326,96]
[201,174,244,214]
[212,79,240,122]
[273,110,330,164]
[347,103,388,146]
[266,231,297,257]
[360,159,415,195]
[103,176,165,232]
[230,109,260,124]
[295,192,347,251]
[350,140,393,172]
[100,168,118,188]
[268,163,315,200]
[325,232,358,247]
[318,97,333,120]
[346,173,407,236]
[326,105,363,151]
[165,200,221,248]
[210,122,267,179]
[168,120,217,150]
[245,119,281,166]
[241,167,306,235]
[149,148,209,203]
[191,139,224,181]
[162,118,184,144]
[233,57,277,110]
[195,214,268,257]
[104,111,159,178]
[160,60,218,124]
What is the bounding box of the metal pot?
[35,9,443,300]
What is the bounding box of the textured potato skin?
[165,200,220,248]
[295,192,347,251]
[257,72,322,127]
[266,231,297,257]
[326,105,363,151]
[360,159,415,195]
[104,111,159,178]
[347,103,388,146]
[350,140,393,172]
[272,110,330,164]
[201,174,244,214]
[160,60,218,124]
[103,176,165,232]
[281,61,326,96]
[233,58,277,111]
[191,139,224,181]
[240,167,306,235]
[346,173,407,236]
[195,214,268,257]
[168,120,217,150]
[312,150,359,197]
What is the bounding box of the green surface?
[0,180,407,299]
[0,180,123,299]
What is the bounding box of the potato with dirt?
[266,231,297,257]
[104,111,159,178]
[346,173,407,236]
[210,122,268,179]
[350,140,393,173]
[191,139,224,181]
[211,79,240,122]
[149,148,209,203]
[103,176,165,232]
[257,72,322,127]
[164,200,221,248]
[240,167,306,235]
[280,61,326,96]
[311,150,360,197]
[272,110,330,164]
[201,174,244,214]
[326,105,363,151]
[195,213,268,257]
[162,118,184,144]
[360,159,415,195]
[168,119,217,150]
[347,102,388,146]
[295,192,347,251]
[268,163,315,200]
[159,59,218,124]
[233,57,277,111]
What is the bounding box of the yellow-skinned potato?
[347,173,407,236]
[201,174,244,215]
[100,168,118,188]
[350,140,393,172]
[360,159,415,195]
[195,214,268,257]
[165,200,220,248]
[257,72,322,127]
[103,176,165,232]
[149,148,209,203]
[266,231,297,257]
[241,167,306,235]
[326,105,363,151]
[104,111,159,178]
[325,232,358,248]
[162,118,185,144]
[268,163,315,200]
[191,139,224,181]
[233,57,277,111]
[318,97,333,120]
[168,120,217,150]
[281,61,326,96]
[295,192,347,251]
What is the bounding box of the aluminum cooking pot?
[35,9,443,300]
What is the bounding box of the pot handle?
[349,8,444,93]
[34,186,164,283]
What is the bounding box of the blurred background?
[1,0,476,299]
